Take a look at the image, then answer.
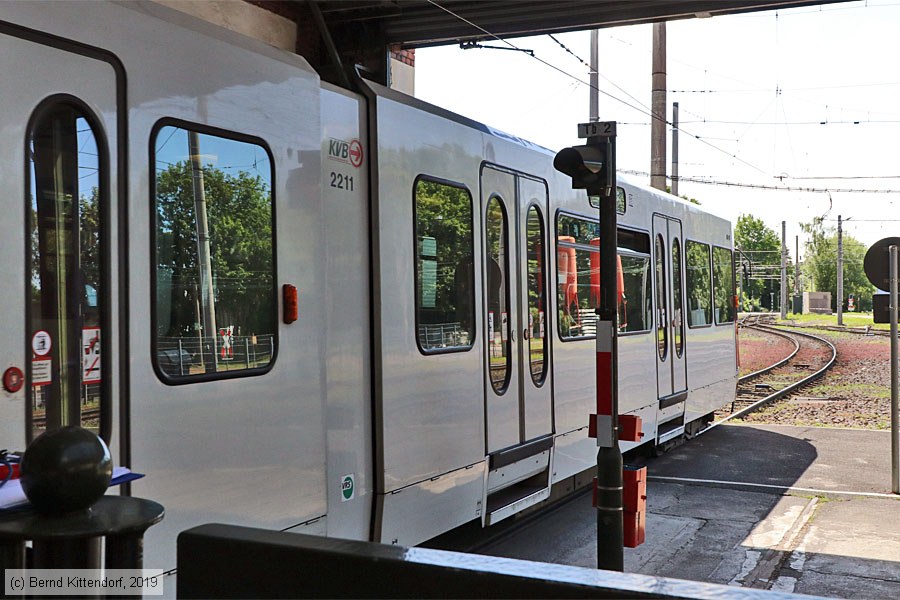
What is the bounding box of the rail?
[701,324,837,434]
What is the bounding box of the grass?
[772,312,891,330]
[804,383,891,399]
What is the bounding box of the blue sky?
[416,0,900,260]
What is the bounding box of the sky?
[414,0,900,266]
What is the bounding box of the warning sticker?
[82,327,101,384]
[32,330,51,357]
[32,357,52,387]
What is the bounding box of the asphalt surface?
[480,423,900,598]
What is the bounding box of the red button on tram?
[3,367,24,393]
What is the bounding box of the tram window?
[414,178,475,353]
[655,235,668,360]
[589,186,627,214]
[686,241,712,327]
[713,246,736,324]
[28,102,106,441]
[618,228,651,254]
[525,206,547,385]
[618,253,652,334]
[485,197,511,391]
[556,213,651,339]
[153,124,276,381]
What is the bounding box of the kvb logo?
[328,138,363,168]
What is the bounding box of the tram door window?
[652,215,687,402]
[524,207,547,385]
[481,167,552,453]
[152,124,277,381]
[485,197,511,391]
[655,234,668,360]
[27,103,106,441]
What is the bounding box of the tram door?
[481,166,552,454]
[653,215,687,406]
[0,31,119,451]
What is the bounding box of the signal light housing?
[553,141,614,197]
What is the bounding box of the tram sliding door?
[0,28,119,453]
[481,166,552,455]
[653,215,687,415]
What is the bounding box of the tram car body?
[0,1,737,573]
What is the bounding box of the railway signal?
[553,121,616,198]
[864,238,900,495]
[556,122,626,571]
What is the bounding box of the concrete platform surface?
[480,424,900,599]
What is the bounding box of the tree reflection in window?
[713,246,736,324]
[414,179,474,352]
[686,241,712,327]
[154,125,275,379]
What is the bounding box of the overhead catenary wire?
[424,0,768,175]
[620,169,900,194]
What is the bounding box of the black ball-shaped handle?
[20,426,112,515]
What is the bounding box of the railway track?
[704,323,837,431]
[31,406,100,429]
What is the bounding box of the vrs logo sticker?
[341,474,355,502]
[328,138,363,168]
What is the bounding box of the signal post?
[554,122,624,571]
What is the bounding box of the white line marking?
[649,475,900,499]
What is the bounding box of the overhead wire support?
[425,0,768,176]
[459,41,534,56]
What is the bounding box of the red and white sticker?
[82,327,101,384]
[32,357,52,387]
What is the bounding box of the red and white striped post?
[553,123,622,570]
[593,151,623,572]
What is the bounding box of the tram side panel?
[680,209,739,423]
[370,90,487,545]
[22,2,334,572]
[2,0,131,539]
[320,82,373,541]
[546,178,661,483]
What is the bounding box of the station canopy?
[308,0,850,48]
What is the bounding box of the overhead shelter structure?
[234,0,852,86]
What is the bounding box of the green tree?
[734,214,783,310]
[156,161,274,338]
[801,218,875,311]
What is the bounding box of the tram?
[0,1,737,573]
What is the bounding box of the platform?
[480,423,900,599]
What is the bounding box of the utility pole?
[781,221,787,319]
[837,215,844,325]
[189,131,218,374]
[795,235,800,314]
[650,22,666,191]
[590,30,599,122]
[671,102,679,198]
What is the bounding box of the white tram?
[0,1,737,573]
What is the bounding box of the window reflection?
[686,241,712,327]
[29,106,104,440]
[154,125,276,379]
[525,207,546,385]
[414,179,474,352]
[485,197,510,391]
[672,238,684,356]
[713,247,736,324]
[557,214,651,339]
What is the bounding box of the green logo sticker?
[341,474,355,502]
